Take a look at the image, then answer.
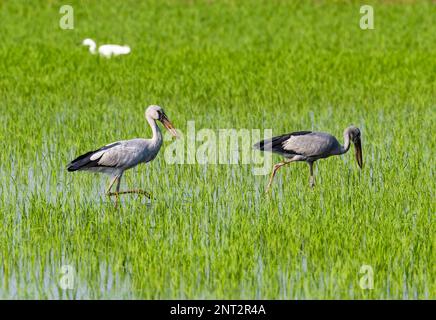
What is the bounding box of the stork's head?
[82,38,96,47]
[346,126,363,169]
[145,105,179,138]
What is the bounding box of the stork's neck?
[146,115,162,146]
[340,131,351,154]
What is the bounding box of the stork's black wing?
[67,142,121,171]
[253,131,312,154]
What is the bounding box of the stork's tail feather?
[67,151,99,172]
[252,140,265,151]
[253,131,312,154]
[253,134,292,153]
[67,142,121,172]
[253,138,277,152]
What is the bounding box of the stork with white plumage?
[254,126,363,193]
[67,105,178,207]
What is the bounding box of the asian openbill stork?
[254,126,363,193]
[67,105,178,207]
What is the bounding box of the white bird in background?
[82,38,131,58]
[254,126,363,193]
[67,105,179,207]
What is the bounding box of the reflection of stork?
[254,126,363,193]
[67,105,179,207]
[82,38,131,58]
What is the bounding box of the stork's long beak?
[354,138,363,169]
[160,114,179,138]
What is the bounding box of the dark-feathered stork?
[253,126,363,192]
[67,105,178,207]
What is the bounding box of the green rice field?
[0,0,434,299]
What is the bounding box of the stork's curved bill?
[160,113,179,138]
[354,137,363,168]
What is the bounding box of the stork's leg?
[105,175,119,195]
[105,174,122,207]
[113,174,122,208]
[265,159,291,193]
[308,161,315,188]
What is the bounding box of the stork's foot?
[309,177,315,188]
[125,189,153,199]
[108,189,153,199]
[106,192,119,208]
[106,189,153,207]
